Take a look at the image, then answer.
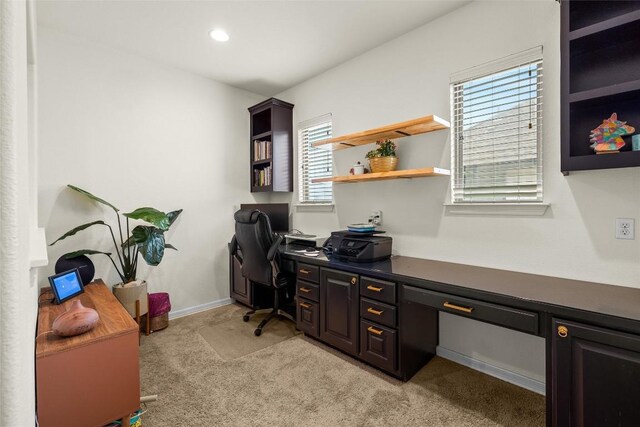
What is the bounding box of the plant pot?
[369,156,398,173]
[113,280,148,317]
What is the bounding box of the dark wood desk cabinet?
[36,281,139,427]
[280,248,640,426]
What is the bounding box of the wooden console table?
[36,280,140,427]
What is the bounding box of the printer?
[327,230,392,263]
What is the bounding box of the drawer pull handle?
[299,287,311,293]
[443,302,474,313]
[351,277,357,285]
[299,269,311,274]
[557,326,568,338]
[299,302,311,309]
[367,326,384,336]
[367,307,384,316]
[367,285,383,292]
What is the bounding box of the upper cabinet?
[249,98,294,192]
[561,0,640,173]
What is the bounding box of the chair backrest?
[233,209,275,286]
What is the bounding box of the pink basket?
[148,292,171,317]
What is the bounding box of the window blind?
[451,47,543,203]
[298,115,333,203]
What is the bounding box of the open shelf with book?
[248,98,294,192]
[562,0,640,173]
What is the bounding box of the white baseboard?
[436,346,545,396]
[169,297,233,320]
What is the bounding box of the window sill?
[295,203,335,213]
[443,203,550,216]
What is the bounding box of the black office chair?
[230,209,295,336]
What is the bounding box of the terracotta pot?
[113,280,148,317]
[52,300,100,337]
[368,156,398,173]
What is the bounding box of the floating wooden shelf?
[313,115,450,150]
[313,167,450,183]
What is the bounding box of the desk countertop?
[283,245,640,323]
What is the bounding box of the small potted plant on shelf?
[366,139,398,173]
[49,185,182,317]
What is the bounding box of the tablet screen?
[49,269,84,304]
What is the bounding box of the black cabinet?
[248,98,294,192]
[552,318,640,426]
[320,268,359,355]
[230,251,250,306]
[561,1,640,173]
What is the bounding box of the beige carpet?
[197,311,300,360]
[139,304,544,426]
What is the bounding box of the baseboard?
[436,346,545,396]
[169,297,233,320]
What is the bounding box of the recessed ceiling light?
[209,29,229,42]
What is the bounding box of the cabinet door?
[320,268,359,355]
[552,318,640,427]
[229,252,251,306]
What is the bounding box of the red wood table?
[36,280,139,427]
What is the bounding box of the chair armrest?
[267,235,283,262]
[230,235,238,254]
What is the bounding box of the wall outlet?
[615,218,635,240]
[369,210,382,226]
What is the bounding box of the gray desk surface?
[283,245,640,323]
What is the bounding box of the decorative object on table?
[55,254,95,285]
[589,113,635,154]
[49,185,182,316]
[349,161,367,175]
[148,292,171,332]
[366,139,398,172]
[52,299,100,337]
[632,134,640,151]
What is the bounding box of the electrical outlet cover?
[615,218,635,240]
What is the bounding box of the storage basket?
[149,313,169,332]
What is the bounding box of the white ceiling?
[36,0,471,96]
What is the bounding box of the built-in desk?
[275,246,640,427]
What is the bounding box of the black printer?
[325,230,392,263]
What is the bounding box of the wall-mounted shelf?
[313,115,450,150]
[313,167,450,184]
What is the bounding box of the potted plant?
[49,185,182,317]
[366,139,398,173]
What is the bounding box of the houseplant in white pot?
[49,185,182,317]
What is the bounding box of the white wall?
[0,0,41,424]
[275,0,640,385]
[37,27,265,313]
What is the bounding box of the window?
[451,47,543,204]
[298,115,333,204]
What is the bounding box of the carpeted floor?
[139,304,545,426]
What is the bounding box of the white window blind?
[451,47,543,204]
[298,115,333,204]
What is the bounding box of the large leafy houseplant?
[50,185,182,284]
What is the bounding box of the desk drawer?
[296,280,319,302]
[360,298,396,328]
[297,298,319,338]
[403,286,539,335]
[360,319,397,373]
[297,263,319,283]
[360,277,396,305]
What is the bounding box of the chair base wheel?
[243,314,250,322]
[254,328,262,336]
